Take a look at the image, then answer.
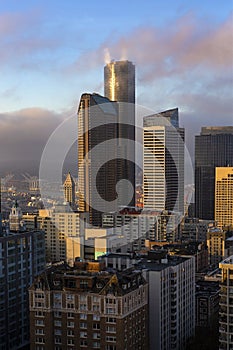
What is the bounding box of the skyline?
[0,1,232,172]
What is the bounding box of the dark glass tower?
[104,60,136,207]
[77,93,118,226]
[195,126,233,220]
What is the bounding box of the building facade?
[207,228,226,266]
[104,60,136,208]
[215,167,233,230]
[29,262,148,350]
[139,255,195,350]
[77,93,118,226]
[143,108,184,215]
[195,126,233,220]
[0,229,45,349]
[37,207,88,263]
[64,172,76,208]
[219,255,233,350]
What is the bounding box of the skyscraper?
[77,93,118,226]
[195,126,233,220]
[143,108,184,214]
[215,167,233,230]
[104,60,136,207]
[64,172,76,208]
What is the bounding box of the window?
[67,330,74,336]
[106,326,116,333]
[36,320,44,326]
[93,323,100,330]
[36,337,45,344]
[67,321,74,328]
[66,294,74,301]
[106,336,116,342]
[80,340,87,347]
[93,342,100,348]
[54,311,62,318]
[36,329,45,335]
[54,320,61,327]
[80,322,87,329]
[80,332,87,338]
[67,312,74,318]
[67,339,74,345]
[106,317,116,323]
[55,329,62,335]
[93,333,100,339]
[80,314,87,320]
[93,315,100,321]
[80,304,87,311]
[54,338,61,344]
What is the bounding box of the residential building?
[137,254,195,350]
[219,255,233,350]
[0,204,45,349]
[29,261,148,350]
[195,126,233,220]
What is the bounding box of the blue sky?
[0,0,232,170]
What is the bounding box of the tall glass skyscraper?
[195,126,233,220]
[77,93,118,226]
[104,60,136,207]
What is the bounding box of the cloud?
[0,108,67,171]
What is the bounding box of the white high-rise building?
[143,108,184,215]
[140,255,195,350]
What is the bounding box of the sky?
[0,0,232,175]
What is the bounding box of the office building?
[29,261,148,350]
[137,254,195,350]
[104,60,136,207]
[195,126,233,220]
[0,204,45,349]
[215,167,233,230]
[143,108,184,214]
[219,255,233,350]
[37,206,88,263]
[207,228,226,266]
[64,172,76,208]
[77,93,118,226]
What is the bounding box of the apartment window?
[93,323,100,330]
[36,320,44,326]
[80,313,87,320]
[106,317,116,323]
[54,338,61,344]
[93,314,100,321]
[67,330,74,336]
[80,340,87,347]
[106,307,115,315]
[55,329,62,335]
[67,339,74,345]
[106,336,116,342]
[67,303,75,309]
[54,320,61,327]
[93,305,99,312]
[66,294,74,301]
[80,332,87,338]
[67,321,74,328]
[36,329,45,335]
[36,337,45,344]
[36,311,45,317]
[54,311,62,318]
[93,333,100,339]
[93,342,100,348]
[106,326,116,333]
[80,304,87,311]
[80,322,87,329]
[67,312,74,318]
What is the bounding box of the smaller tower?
[64,172,76,208]
[9,201,23,232]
